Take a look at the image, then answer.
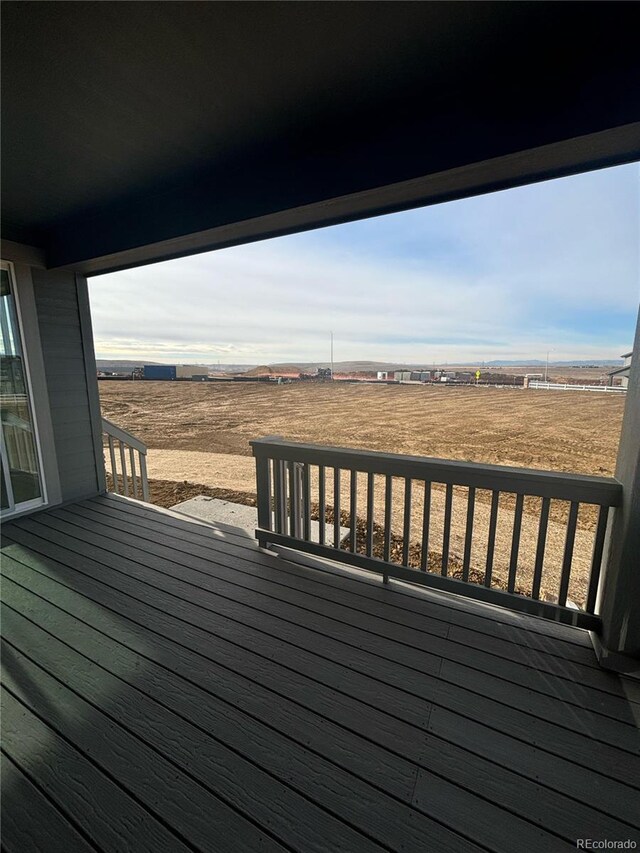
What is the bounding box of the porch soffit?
[2,2,639,272]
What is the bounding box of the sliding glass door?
[1,262,44,516]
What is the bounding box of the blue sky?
[89,163,639,364]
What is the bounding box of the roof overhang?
[2,2,639,275]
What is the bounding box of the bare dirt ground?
[100,380,622,473]
[100,381,625,606]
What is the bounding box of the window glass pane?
[0,267,42,507]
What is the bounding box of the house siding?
[31,268,103,502]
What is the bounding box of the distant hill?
[96,357,624,376]
[480,359,623,367]
[259,359,625,373]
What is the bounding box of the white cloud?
[88,164,640,364]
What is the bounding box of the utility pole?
[330,331,334,379]
[545,350,550,382]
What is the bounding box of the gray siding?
[31,269,102,502]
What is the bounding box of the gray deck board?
[97,494,597,641]
[1,687,191,853]
[1,750,97,853]
[5,544,639,830]
[15,512,640,763]
[58,502,640,716]
[2,495,640,852]
[90,495,614,666]
[0,584,502,853]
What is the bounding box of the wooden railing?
[102,418,149,502]
[251,437,622,630]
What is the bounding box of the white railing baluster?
[108,435,118,493]
[139,452,150,502]
[102,418,149,503]
[119,439,129,496]
[129,446,138,499]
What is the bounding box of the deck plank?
[6,520,640,787]
[2,646,286,853]
[1,750,96,853]
[2,605,388,853]
[93,494,605,659]
[2,498,639,852]
[5,547,639,831]
[64,502,639,712]
[15,512,640,764]
[1,686,191,853]
[2,583,515,853]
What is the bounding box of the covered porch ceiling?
[2,1,639,274]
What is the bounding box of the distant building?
[377,371,388,381]
[140,364,209,380]
[607,351,633,388]
[176,364,209,379]
[143,364,176,380]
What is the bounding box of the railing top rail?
[250,437,621,506]
[102,417,148,455]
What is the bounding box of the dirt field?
[99,380,625,607]
[99,380,623,473]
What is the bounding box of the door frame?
[1,258,61,518]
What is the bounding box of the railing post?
[251,436,283,547]
[139,452,150,502]
[255,452,272,548]
[595,308,640,673]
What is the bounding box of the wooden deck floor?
[2,493,639,852]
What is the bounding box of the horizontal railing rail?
[529,381,626,394]
[102,417,149,502]
[251,437,622,630]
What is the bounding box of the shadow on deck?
[2,493,639,852]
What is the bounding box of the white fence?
[528,381,626,394]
